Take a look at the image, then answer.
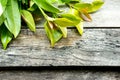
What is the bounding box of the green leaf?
[47,0,57,3]
[80,9,92,21]
[74,3,92,11]
[33,0,60,13]
[70,0,80,2]
[0,14,5,26]
[0,0,8,16]
[21,10,36,32]
[1,25,13,49]
[28,3,38,12]
[44,21,63,47]
[61,13,81,23]
[54,18,79,27]
[89,0,104,13]
[59,0,71,3]
[59,27,67,38]
[58,0,79,3]
[4,0,21,38]
[69,8,80,16]
[76,21,83,35]
[74,3,92,21]
[74,0,104,13]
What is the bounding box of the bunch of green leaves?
[0,0,104,49]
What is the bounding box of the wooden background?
[0,0,120,67]
[0,0,120,79]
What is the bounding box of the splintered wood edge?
[0,29,120,66]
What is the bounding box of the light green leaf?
[59,27,67,38]
[47,0,57,3]
[44,21,63,47]
[74,3,92,11]
[80,9,92,21]
[1,25,13,49]
[4,0,21,38]
[89,0,104,13]
[21,10,36,32]
[59,0,71,3]
[69,8,80,16]
[33,0,60,13]
[61,13,81,23]
[74,3,92,21]
[0,0,8,16]
[76,21,83,35]
[54,18,79,27]
[74,0,104,13]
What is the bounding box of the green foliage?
[4,0,21,38]
[21,10,36,31]
[0,0,104,49]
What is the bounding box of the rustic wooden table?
[0,0,120,79]
[0,0,120,66]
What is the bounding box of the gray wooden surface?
[0,0,120,66]
[0,29,120,66]
[0,70,120,80]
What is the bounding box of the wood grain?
[0,29,120,66]
[0,70,120,80]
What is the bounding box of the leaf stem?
[39,8,49,21]
[39,7,54,22]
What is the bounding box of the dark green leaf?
[28,3,38,12]
[1,25,13,49]
[0,14,5,26]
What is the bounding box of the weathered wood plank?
[0,70,120,80]
[0,29,120,66]
[35,0,120,28]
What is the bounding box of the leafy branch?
[0,0,104,49]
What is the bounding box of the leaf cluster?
[0,0,104,49]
